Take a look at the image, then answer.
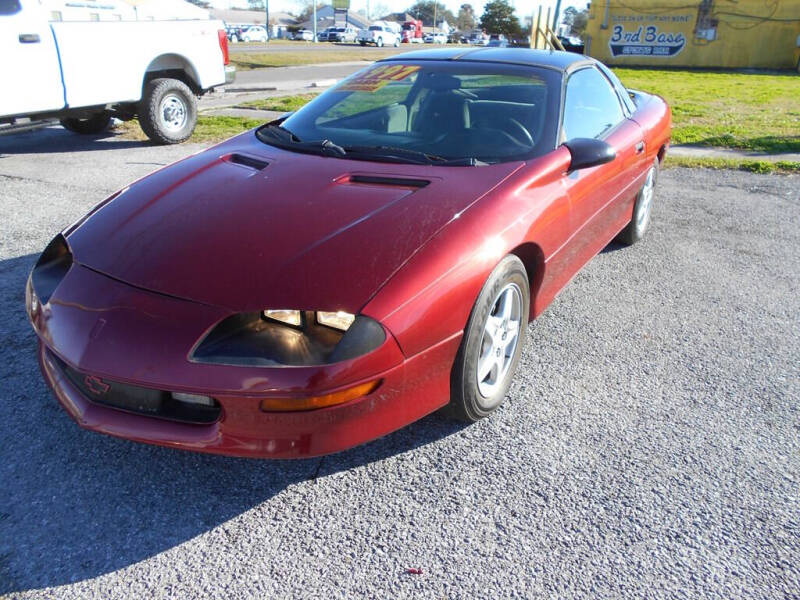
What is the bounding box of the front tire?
[59,111,111,134]
[446,255,530,422]
[138,77,197,145]
[376,36,383,47]
[617,157,659,245]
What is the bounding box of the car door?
[560,65,646,268]
[0,0,65,117]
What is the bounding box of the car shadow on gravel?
[0,253,465,594]
[0,127,151,156]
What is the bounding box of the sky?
[209,0,584,22]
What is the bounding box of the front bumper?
[29,264,457,458]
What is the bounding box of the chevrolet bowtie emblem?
[84,375,110,395]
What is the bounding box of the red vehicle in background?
[402,19,423,43]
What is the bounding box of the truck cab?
[0,0,234,144]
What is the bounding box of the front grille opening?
[52,353,221,425]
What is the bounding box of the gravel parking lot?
[1,127,798,599]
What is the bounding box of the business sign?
[332,0,350,9]
[609,23,687,57]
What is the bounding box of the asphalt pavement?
[227,61,366,91]
[1,127,798,599]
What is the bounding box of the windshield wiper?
[257,124,346,157]
[343,145,447,165]
[344,145,488,166]
[257,127,486,165]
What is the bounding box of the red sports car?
[27,49,671,458]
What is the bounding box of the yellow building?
[584,0,800,70]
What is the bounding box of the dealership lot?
[1,128,798,598]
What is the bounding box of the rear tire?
[446,255,530,422]
[138,77,197,145]
[59,111,111,134]
[616,157,659,245]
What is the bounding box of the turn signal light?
[259,379,381,412]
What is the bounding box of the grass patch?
[664,155,800,174]
[614,69,800,153]
[116,116,263,143]
[230,47,410,69]
[239,93,319,112]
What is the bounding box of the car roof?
[379,48,593,72]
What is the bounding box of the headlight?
[31,234,72,305]
[191,311,385,367]
[263,309,302,327]
[316,311,355,331]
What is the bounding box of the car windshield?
[258,61,560,165]
[369,26,382,31]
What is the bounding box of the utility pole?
[434,1,437,31]
[553,0,562,31]
[313,2,317,42]
[265,0,269,43]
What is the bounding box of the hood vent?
[347,175,430,189]
[224,153,269,171]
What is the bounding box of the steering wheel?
[500,118,534,147]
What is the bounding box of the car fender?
[362,149,572,358]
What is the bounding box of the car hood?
[66,133,522,313]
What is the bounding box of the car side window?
[0,0,21,16]
[563,67,625,140]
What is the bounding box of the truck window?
[0,0,21,16]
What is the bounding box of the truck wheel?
[376,36,383,47]
[359,41,366,46]
[393,39,400,47]
[60,111,111,134]
[138,78,197,145]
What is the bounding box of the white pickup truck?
[0,0,235,144]
[357,24,400,47]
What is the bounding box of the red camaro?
[27,49,671,458]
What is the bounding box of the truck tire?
[60,111,111,134]
[376,36,383,47]
[138,77,197,145]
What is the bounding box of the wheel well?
[510,242,545,319]
[657,144,667,164]
[143,54,201,95]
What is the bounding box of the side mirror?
[563,138,616,171]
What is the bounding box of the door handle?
[19,33,41,43]
[635,141,645,154]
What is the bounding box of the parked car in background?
[242,25,267,42]
[226,25,245,43]
[328,26,358,43]
[423,31,447,44]
[292,29,314,41]
[558,35,585,53]
[487,34,508,48]
[317,26,335,42]
[0,0,234,144]
[358,25,400,47]
[470,33,489,45]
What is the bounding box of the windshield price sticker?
[338,65,421,92]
